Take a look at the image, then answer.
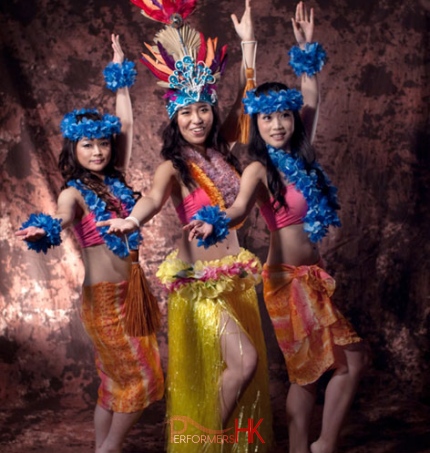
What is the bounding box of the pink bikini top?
[175,187,212,225]
[259,184,308,232]
[73,207,125,248]
[73,212,105,248]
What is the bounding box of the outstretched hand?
[292,1,314,47]
[15,226,46,242]
[231,0,254,42]
[96,218,136,235]
[111,33,124,64]
[183,220,214,242]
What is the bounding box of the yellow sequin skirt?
[262,263,362,386]
[157,249,273,453]
[81,281,164,413]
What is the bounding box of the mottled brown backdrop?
[0,0,429,452]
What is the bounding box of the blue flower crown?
[166,56,218,118]
[60,108,122,141]
[243,88,304,115]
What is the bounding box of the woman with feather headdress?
[98,1,274,451]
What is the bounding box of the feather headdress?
[131,0,228,118]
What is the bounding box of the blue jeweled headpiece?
[60,108,122,141]
[243,89,304,115]
[165,56,218,118]
[135,1,227,120]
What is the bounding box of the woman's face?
[75,137,112,176]
[257,110,295,150]
[176,103,214,150]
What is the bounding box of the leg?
[219,312,258,425]
[96,410,143,453]
[286,382,317,453]
[94,405,113,451]
[311,343,369,453]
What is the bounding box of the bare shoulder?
[58,186,81,203]
[242,161,267,180]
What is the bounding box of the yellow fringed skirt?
[81,281,164,413]
[157,249,273,453]
[262,263,362,386]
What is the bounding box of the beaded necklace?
[267,146,341,242]
[67,176,140,257]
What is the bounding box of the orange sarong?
[81,281,164,413]
[262,263,361,385]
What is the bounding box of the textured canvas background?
[0,0,429,451]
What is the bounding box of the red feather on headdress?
[130,0,198,25]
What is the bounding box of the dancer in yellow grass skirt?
[98,1,273,451]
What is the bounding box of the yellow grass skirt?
[81,281,164,412]
[157,249,273,453]
[263,263,362,386]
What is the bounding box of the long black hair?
[58,111,138,214]
[161,104,241,190]
[248,82,339,211]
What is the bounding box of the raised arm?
[109,34,134,172]
[97,160,176,235]
[291,2,320,141]
[221,0,256,144]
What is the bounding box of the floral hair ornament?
[130,0,227,118]
[243,88,304,115]
[60,108,122,141]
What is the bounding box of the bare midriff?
[266,223,320,267]
[81,244,131,286]
[177,230,241,263]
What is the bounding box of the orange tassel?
[237,67,256,144]
[124,250,161,337]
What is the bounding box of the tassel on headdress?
[131,0,228,118]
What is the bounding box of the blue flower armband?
[20,213,62,254]
[191,206,231,249]
[103,59,137,92]
[288,42,327,77]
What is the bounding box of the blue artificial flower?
[268,146,341,242]
[192,205,231,249]
[243,89,303,115]
[288,42,327,77]
[60,109,121,141]
[103,59,137,93]
[67,177,141,257]
[20,213,63,254]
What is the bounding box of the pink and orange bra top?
[175,187,212,225]
[259,183,308,232]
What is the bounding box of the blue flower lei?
[243,88,303,115]
[20,213,63,254]
[268,146,341,242]
[192,205,231,249]
[60,109,121,141]
[103,59,137,92]
[67,177,141,258]
[288,42,327,77]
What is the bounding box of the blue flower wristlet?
[103,60,137,92]
[20,213,62,254]
[288,42,327,77]
[192,205,231,249]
